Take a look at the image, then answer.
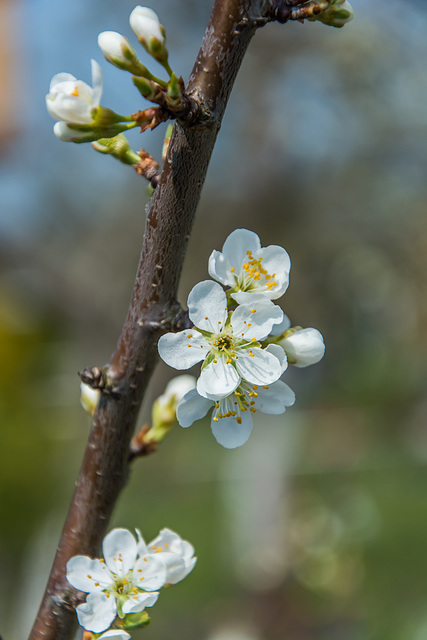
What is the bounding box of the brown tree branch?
[28,1,281,638]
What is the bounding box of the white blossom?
[129,6,165,46]
[158,281,285,400]
[66,528,166,633]
[177,377,295,449]
[136,528,197,585]
[208,229,291,304]
[46,59,103,125]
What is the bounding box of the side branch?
[29,1,268,639]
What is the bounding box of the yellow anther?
[249,351,254,357]
[253,385,258,390]
[236,417,242,424]
[95,582,100,587]
[205,316,208,320]
[215,403,219,409]
[251,337,257,343]
[188,344,192,347]
[187,334,193,338]
[251,308,256,313]
[250,401,255,405]
[71,86,79,97]
[263,385,269,389]
[87,575,92,579]
[230,267,235,273]
[213,359,217,363]
[250,407,257,413]
[253,392,258,397]
[226,358,232,364]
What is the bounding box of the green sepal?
[122,611,151,630]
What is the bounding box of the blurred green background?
[1,1,427,638]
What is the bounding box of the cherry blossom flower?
[46,60,103,125]
[66,528,166,633]
[176,377,296,448]
[158,281,285,400]
[136,528,197,584]
[208,229,291,304]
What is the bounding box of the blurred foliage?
[1,0,427,639]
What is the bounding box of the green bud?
[166,73,182,110]
[92,134,140,165]
[122,611,151,630]
[54,120,137,143]
[133,76,165,103]
[308,0,354,27]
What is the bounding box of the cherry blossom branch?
[29,1,274,638]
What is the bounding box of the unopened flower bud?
[98,31,152,77]
[166,73,183,110]
[308,0,353,28]
[92,134,140,165]
[80,382,100,416]
[130,6,170,69]
[147,375,196,443]
[277,327,325,367]
[133,76,164,103]
[54,120,137,144]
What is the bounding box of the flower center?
[239,250,278,291]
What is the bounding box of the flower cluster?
[66,527,196,636]
[45,6,177,156]
[158,229,325,448]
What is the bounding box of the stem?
[29,1,272,638]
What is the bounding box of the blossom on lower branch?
[66,526,196,634]
[176,380,295,448]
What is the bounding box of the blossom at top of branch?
[208,229,291,304]
[66,528,166,632]
[177,376,296,449]
[46,60,103,125]
[136,527,197,585]
[158,280,285,400]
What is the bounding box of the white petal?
[187,280,227,332]
[90,59,103,108]
[135,529,149,557]
[103,528,137,576]
[49,72,77,91]
[254,244,291,298]
[254,380,295,414]
[231,300,283,341]
[264,343,288,373]
[66,556,111,592]
[280,328,325,367]
[221,229,261,266]
[133,554,167,591]
[207,249,235,287]
[149,528,195,561]
[197,359,240,399]
[158,330,209,370]
[211,411,253,448]
[269,314,291,336]
[235,347,282,386]
[122,590,159,614]
[176,389,213,428]
[98,631,131,640]
[76,591,116,633]
[152,551,187,584]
